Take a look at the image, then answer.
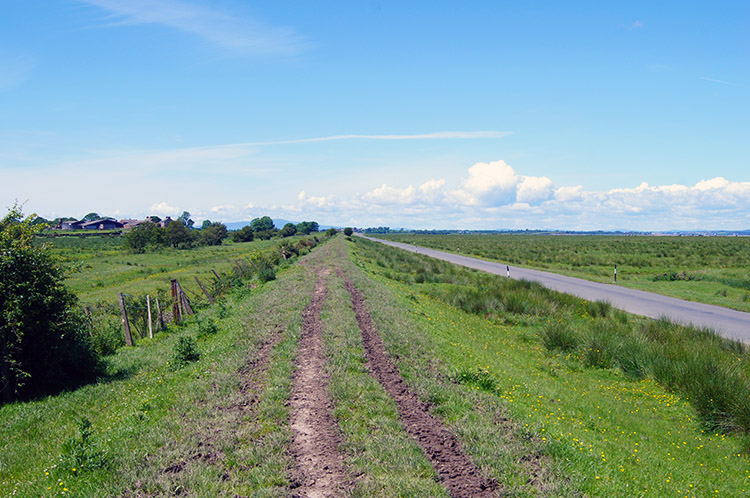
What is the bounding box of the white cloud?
[255,131,511,146]
[149,202,182,216]
[79,0,306,55]
[517,176,553,204]
[284,160,750,230]
[454,160,520,206]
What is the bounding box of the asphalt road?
[360,235,750,343]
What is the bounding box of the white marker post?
[506,265,510,278]
[614,264,617,283]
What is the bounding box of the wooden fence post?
[146,295,154,338]
[156,297,165,330]
[118,292,134,346]
[176,280,194,316]
[84,306,94,337]
[171,279,181,324]
[211,268,223,284]
[195,276,215,304]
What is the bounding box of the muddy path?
[339,271,500,498]
[289,269,351,498]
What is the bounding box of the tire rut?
[289,269,350,498]
[339,272,500,498]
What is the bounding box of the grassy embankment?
[376,233,750,312]
[1,235,320,497]
[346,236,750,496]
[3,234,750,497]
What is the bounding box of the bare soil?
[289,270,351,498]
[340,273,500,498]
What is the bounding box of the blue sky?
[2,1,749,230]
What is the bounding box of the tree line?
[124,215,320,253]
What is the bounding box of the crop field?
[374,233,750,312]
[2,235,750,497]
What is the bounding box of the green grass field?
[3,235,749,497]
[375,233,750,312]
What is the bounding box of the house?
[80,219,124,230]
[59,220,84,230]
[120,219,144,230]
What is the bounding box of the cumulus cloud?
[286,160,750,230]
[517,176,554,204]
[149,202,182,216]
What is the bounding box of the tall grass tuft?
[539,321,580,353]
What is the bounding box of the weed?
[60,418,107,472]
[452,367,497,392]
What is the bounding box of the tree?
[279,223,297,237]
[178,211,195,229]
[200,222,228,246]
[325,228,338,238]
[124,221,163,253]
[343,227,353,237]
[81,212,100,222]
[164,220,194,248]
[200,219,212,230]
[296,221,319,235]
[232,226,254,243]
[250,216,275,232]
[1,205,100,401]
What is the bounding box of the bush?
[232,225,254,243]
[1,205,101,401]
[257,264,276,283]
[171,335,200,369]
[344,227,353,237]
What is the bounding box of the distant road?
[359,235,750,343]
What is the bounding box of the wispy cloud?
[251,131,512,146]
[629,20,644,30]
[0,51,35,92]
[78,0,307,55]
[700,77,744,88]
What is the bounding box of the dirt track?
[339,271,500,498]
[289,269,350,498]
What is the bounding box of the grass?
[0,240,318,497]
[5,233,750,497]
[348,236,750,496]
[376,233,750,312]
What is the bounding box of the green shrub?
[1,205,102,401]
[171,336,200,369]
[91,318,126,356]
[257,264,276,283]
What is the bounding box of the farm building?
[80,219,124,230]
[59,220,84,230]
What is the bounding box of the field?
[38,233,289,305]
[374,233,750,312]
[2,234,750,497]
